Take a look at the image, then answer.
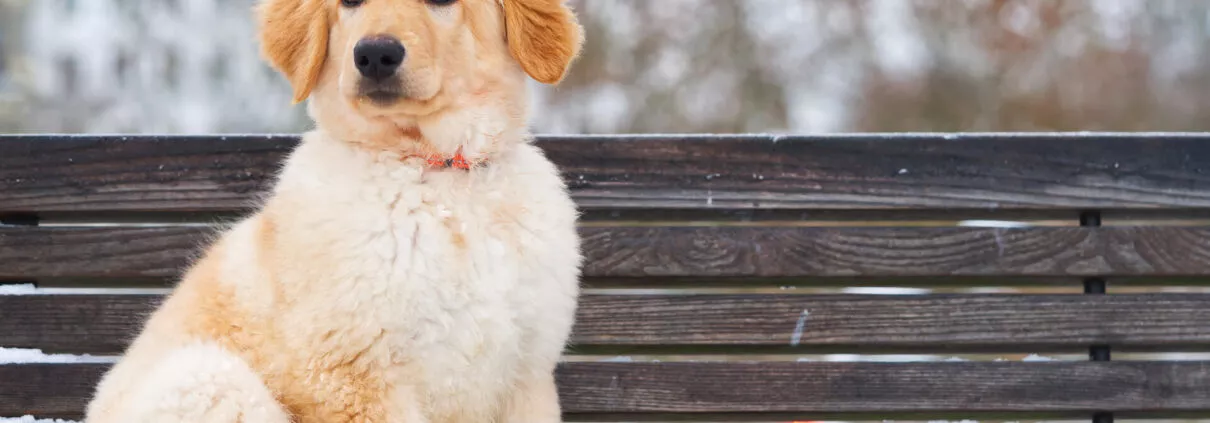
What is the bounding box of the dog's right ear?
[499,0,584,85]
[256,0,330,104]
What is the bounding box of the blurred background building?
[1,0,1209,135]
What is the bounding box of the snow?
[0,348,114,422]
[840,287,931,295]
[0,348,115,364]
[0,284,170,296]
[958,220,1033,228]
[0,284,35,295]
[1022,353,1058,362]
[598,356,634,363]
[0,417,79,423]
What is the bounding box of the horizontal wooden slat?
[6,361,1210,419]
[576,293,1210,351]
[0,226,203,279]
[584,225,1210,278]
[5,133,1210,213]
[5,225,1210,280]
[1,295,156,354]
[0,135,290,214]
[7,294,1210,355]
[0,363,109,419]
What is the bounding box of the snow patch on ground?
[839,286,931,295]
[0,347,116,364]
[0,417,80,423]
[0,284,170,296]
[958,220,1033,228]
[598,356,634,362]
[0,284,36,295]
[1022,353,1058,362]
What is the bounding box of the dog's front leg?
[503,372,562,423]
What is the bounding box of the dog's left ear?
[499,0,584,84]
[256,0,330,103]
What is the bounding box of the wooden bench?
[4,133,1210,421]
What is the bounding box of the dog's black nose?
[354,36,405,81]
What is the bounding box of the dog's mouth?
[357,78,404,106]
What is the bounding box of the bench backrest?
[4,133,1210,421]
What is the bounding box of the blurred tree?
[535,0,1210,134]
[0,0,25,132]
[4,0,1210,134]
[851,0,1160,131]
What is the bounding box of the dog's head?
[255,0,583,154]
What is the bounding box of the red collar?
[410,146,484,170]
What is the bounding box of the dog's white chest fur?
[253,133,582,419]
[83,0,589,418]
[83,133,582,423]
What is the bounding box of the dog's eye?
[426,0,457,6]
[341,0,364,7]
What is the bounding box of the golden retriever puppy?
[83,0,584,421]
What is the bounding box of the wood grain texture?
[0,135,291,213]
[0,363,109,419]
[9,294,1210,354]
[0,226,212,279]
[0,295,160,354]
[6,362,1210,419]
[574,293,1210,349]
[581,225,1210,277]
[555,361,1210,414]
[8,225,1210,280]
[6,133,1210,213]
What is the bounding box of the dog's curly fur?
[83,0,585,421]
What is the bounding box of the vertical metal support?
[1080,211,1112,423]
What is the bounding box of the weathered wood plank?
[0,363,109,419]
[8,294,1210,354]
[0,226,208,279]
[0,135,291,214]
[0,295,159,354]
[6,225,1210,280]
[5,134,1210,213]
[6,362,1210,419]
[575,293,1210,350]
[557,361,1210,415]
[581,225,1210,278]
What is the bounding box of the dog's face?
[255,0,582,152]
